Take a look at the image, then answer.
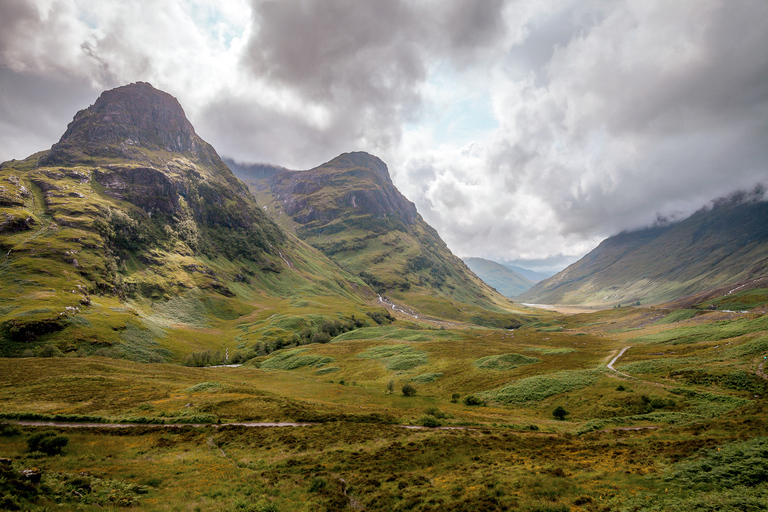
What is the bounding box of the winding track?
[607,346,631,378]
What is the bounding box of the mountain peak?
[41,82,213,165]
[317,152,393,185]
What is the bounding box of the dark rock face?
[40,82,218,166]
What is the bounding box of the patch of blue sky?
[181,0,248,48]
[431,93,498,146]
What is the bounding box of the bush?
[463,395,485,406]
[451,393,461,403]
[420,415,442,428]
[27,431,69,455]
[402,384,417,397]
[0,422,20,437]
[552,406,568,420]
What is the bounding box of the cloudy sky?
[1,0,767,271]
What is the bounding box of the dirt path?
[758,359,767,380]
[607,346,631,378]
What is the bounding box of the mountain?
[463,257,535,297]
[235,152,527,328]
[502,265,553,283]
[519,191,768,306]
[0,83,382,361]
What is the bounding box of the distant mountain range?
[519,191,768,306]
[500,264,553,283]
[462,258,535,297]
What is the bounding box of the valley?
[1,83,767,512]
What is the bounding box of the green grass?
[260,348,334,371]
[655,309,698,324]
[630,314,768,345]
[357,344,427,372]
[480,370,601,404]
[473,353,541,371]
[524,347,575,355]
[409,372,443,383]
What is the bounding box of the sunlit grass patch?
[473,353,541,371]
[524,347,575,355]
[630,314,768,345]
[480,370,601,404]
[334,325,461,342]
[358,344,427,372]
[260,348,334,370]
[617,357,704,374]
[655,309,698,324]
[185,382,223,393]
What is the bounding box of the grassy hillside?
[0,84,398,363]
[1,282,767,510]
[463,257,535,297]
[237,152,529,328]
[520,192,768,306]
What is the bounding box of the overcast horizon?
[2,0,766,273]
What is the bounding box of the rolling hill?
[234,152,528,328]
[519,191,768,306]
[463,257,535,297]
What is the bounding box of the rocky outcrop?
[40,82,221,168]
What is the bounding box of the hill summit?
[41,82,219,167]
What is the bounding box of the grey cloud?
[0,67,98,161]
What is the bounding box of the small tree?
[402,383,416,397]
[451,393,461,403]
[386,380,395,394]
[552,406,568,421]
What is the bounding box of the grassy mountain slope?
[503,264,553,283]
[520,192,768,306]
[236,152,528,328]
[0,83,388,361]
[463,257,535,297]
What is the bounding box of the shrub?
[553,406,568,420]
[27,431,69,455]
[0,422,20,437]
[402,384,416,397]
[386,380,395,394]
[424,407,447,419]
[308,477,327,492]
[451,393,461,403]
[463,395,485,406]
[420,415,442,428]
